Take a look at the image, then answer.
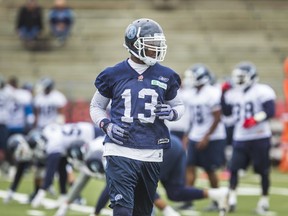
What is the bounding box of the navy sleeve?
[221,94,233,116]
[165,73,181,101]
[94,71,113,99]
[262,99,275,119]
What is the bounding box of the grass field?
[0,167,287,216]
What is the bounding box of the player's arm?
[243,99,275,128]
[90,90,129,145]
[197,107,221,150]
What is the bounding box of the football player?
[0,77,12,173]
[30,121,103,208]
[93,134,229,216]
[183,64,227,211]
[34,77,67,129]
[5,76,34,135]
[53,136,106,216]
[221,62,276,215]
[3,132,44,203]
[90,18,185,216]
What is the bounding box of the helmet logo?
[126,25,137,39]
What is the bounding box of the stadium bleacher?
[0,0,287,102]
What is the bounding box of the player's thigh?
[250,138,271,174]
[200,139,226,171]
[229,145,250,172]
[186,140,198,166]
[105,156,139,209]
[133,161,160,216]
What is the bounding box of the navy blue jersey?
[95,60,181,149]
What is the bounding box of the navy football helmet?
[232,61,258,89]
[184,63,212,87]
[7,134,33,162]
[124,18,167,66]
[85,150,104,174]
[26,129,47,160]
[66,140,87,162]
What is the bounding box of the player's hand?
[243,117,257,128]
[154,103,177,121]
[221,81,232,93]
[100,119,129,145]
[196,135,209,150]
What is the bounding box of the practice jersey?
[223,83,276,141]
[34,90,67,128]
[42,122,97,154]
[186,84,226,141]
[95,60,181,150]
[0,89,13,124]
[6,87,33,130]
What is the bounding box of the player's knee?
[166,189,181,201]
[113,204,133,216]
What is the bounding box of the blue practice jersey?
[95,60,181,150]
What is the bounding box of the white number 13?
[121,88,158,123]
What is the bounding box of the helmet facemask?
[133,33,167,66]
[232,68,258,89]
[124,18,167,66]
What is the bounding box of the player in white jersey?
[0,77,14,172]
[183,64,226,211]
[30,121,102,208]
[221,62,276,215]
[5,76,34,135]
[34,77,67,129]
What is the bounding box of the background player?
[34,77,67,129]
[221,61,276,215]
[30,121,102,208]
[183,64,227,211]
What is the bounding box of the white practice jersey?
[224,83,276,141]
[42,122,96,155]
[186,84,226,141]
[165,88,190,134]
[34,90,67,128]
[0,88,13,124]
[6,87,33,129]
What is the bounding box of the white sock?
[162,206,180,216]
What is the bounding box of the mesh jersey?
[224,83,276,141]
[0,89,13,124]
[43,122,96,154]
[95,60,181,149]
[34,90,67,128]
[6,88,33,129]
[185,84,226,141]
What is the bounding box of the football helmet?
[124,18,167,66]
[183,63,212,87]
[7,134,33,162]
[26,129,47,160]
[84,150,104,174]
[232,61,258,89]
[66,140,87,162]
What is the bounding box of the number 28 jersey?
[95,60,181,150]
[224,83,276,141]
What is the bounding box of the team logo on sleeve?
[159,76,169,82]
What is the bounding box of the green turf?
[0,167,287,216]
